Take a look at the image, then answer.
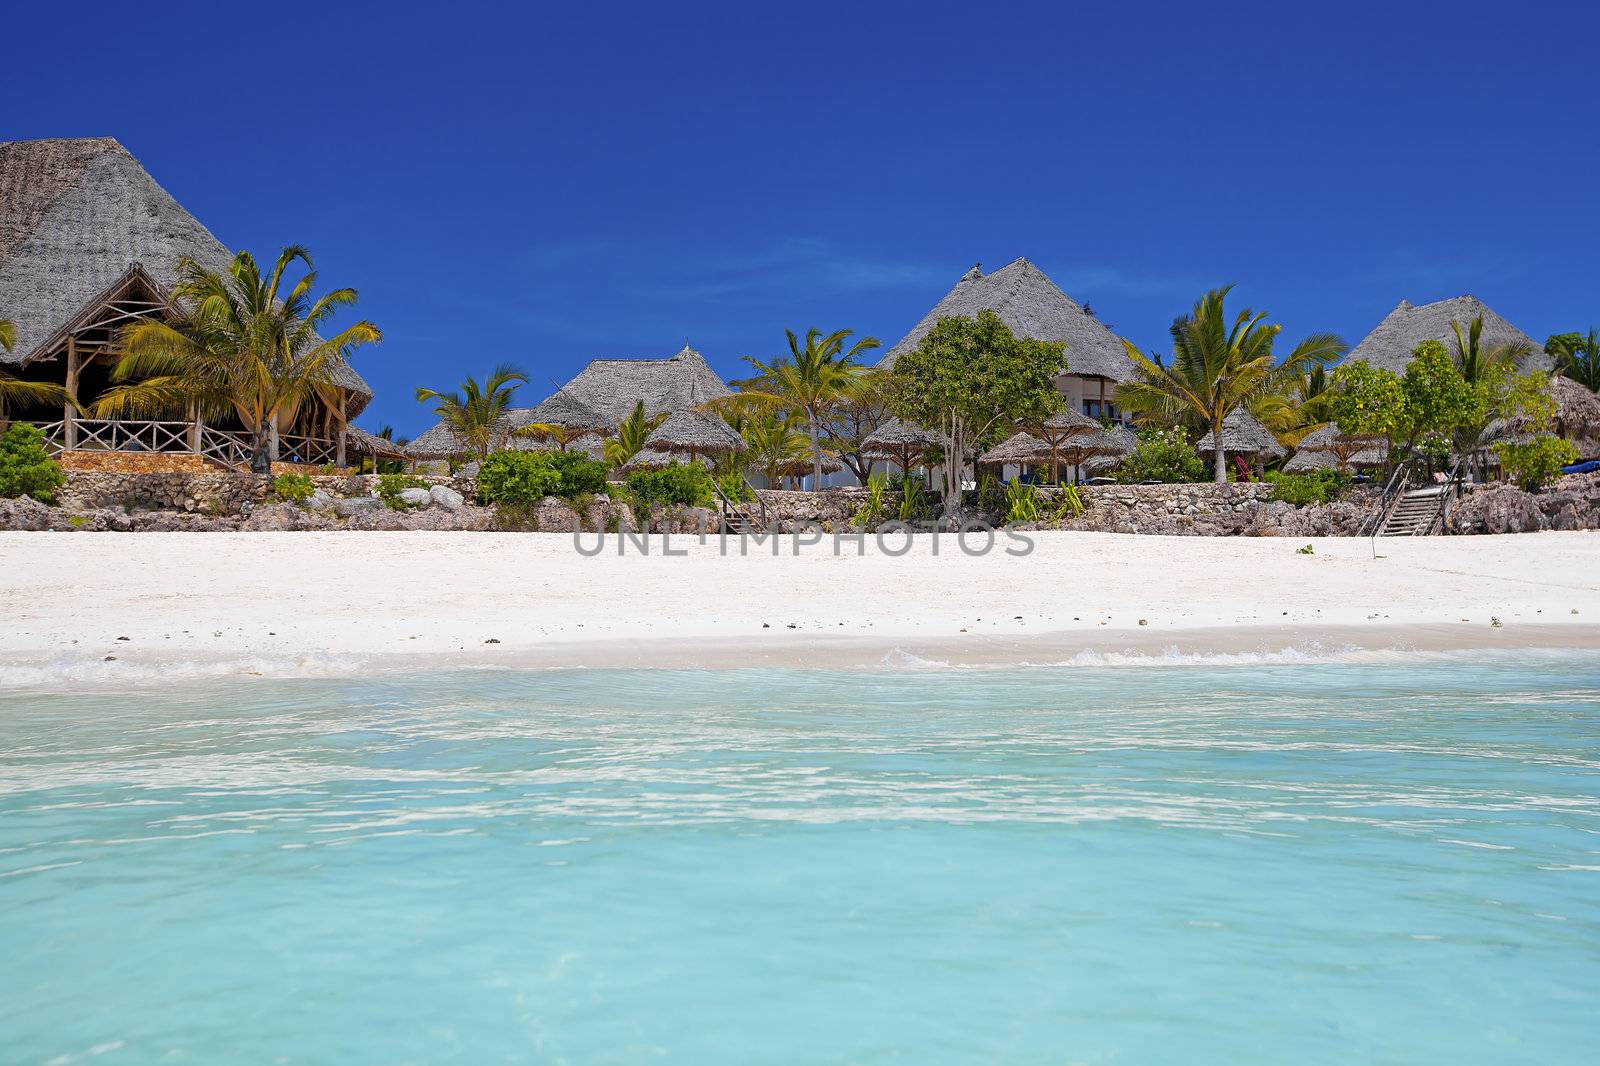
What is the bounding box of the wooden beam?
[335,392,348,468]
[63,337,80,450]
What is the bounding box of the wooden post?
[335,392,347,469]
[269,416,280,464]
[63,337,80,450]
[187,402,201,452]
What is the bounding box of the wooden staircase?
[1376,485,1447,536]
[721,505,766,535]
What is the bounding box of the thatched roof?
[1083,424,1139,474]
[344,425,410,460]
[879,258,1137,381]
[1552,375,1600,441]
[0,137,372,412]
[552,344,730,427]
[1282,424,1388,472]
[1195,409,1287,458]
[1036,409,1105,440]
[1054,426,1132,463]
[979,431,1052,466]
[646,409,746,454]
[621,447,709,473]
[1347,295,1551,376]
[778,452,844,475]
[862,417,940,454]
[514,388,608,432]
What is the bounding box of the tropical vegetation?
[603,400,669,467]
[94,247,381,474]
[890,309,1068,514]
[1115,286,1345,483]
[476,449,608,504]
[1112,427,1205,484]
[0,422,65,503]
[737,328,880,490]
[1546,329,1600,392]
[1494,435,1578,492]
[415,364,528,461]
[626,461,715,508]
[1,315,71,413]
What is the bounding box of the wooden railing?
[21,419,332,475]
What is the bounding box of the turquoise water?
[2,658,1598,1064]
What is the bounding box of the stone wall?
[55,470,473,515]
[1448,472,1600,534]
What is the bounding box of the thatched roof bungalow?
[879,257,1137,421]
[0,137,373,468]
[407,345,731,461]
[645,409,745,462]
[1348,295,1552,375]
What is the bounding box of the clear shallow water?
[2,657,1598,1065]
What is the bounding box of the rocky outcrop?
[1448,472,1600,534]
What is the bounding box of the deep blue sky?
[6,1,1595,435]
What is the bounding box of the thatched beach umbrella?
[344,425,410,463]
[861,418,940,474]
[404,421,475,461]
[645,409,746,464]
[774,451,842,489]
[1082,423,1139,478]
[1551,375,1600,454]
[620,447,701,473]
[1055,425,1134,483]
[1284,424,1388,474]
[978,431,1052,471]
[1030,409,1103,482]
[1196,409,1286,462]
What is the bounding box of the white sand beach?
[1,529,1597,684]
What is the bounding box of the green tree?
[890,310,1068,514]
[1494,436,1578,492]
[95,247,381,474]
[1449,315,1530,385]
[1116,287,1345,482]
[414,364,528,462]
[1327,360,1409,451]
[603,400,668,467]
[1547,328,1600,392]
[738,328,880,490]
[1401,340,1483,453]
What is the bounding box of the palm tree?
[1116,286,1345,482]
[95,247,381,474]
[602,400,667,466]
[738,328,880,490]
[1256,363,1330,447]
[0,315,70,416]
[372,425,409,474]
[1449,316,1529,385]
[741,411,810,489]
[415,364,527,461]
[1548,328,1600,392]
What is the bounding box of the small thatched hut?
[621,447,708,473]
[1551,375,1600,456]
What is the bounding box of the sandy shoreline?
[1,529,1596,685]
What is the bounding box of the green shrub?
[1051,485,1085,521]
[626,462,714,508]
[715,471,752,504]
[853,472,890,529]
[0,423,65,504]
[1004,481,1040,523]
[1264,469,1351,507]
[976,473,1006,515]
[898,477,930,522]
[1494,435,1578,492]
[375,472,430,510]
[272,472,316,504]
[1114,427,1204,484]
[477,450,608,505]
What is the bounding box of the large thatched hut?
[1348,295,1552,375]
[879,257,1138,421]
[407,345,731,462]
[0,137,374,469]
